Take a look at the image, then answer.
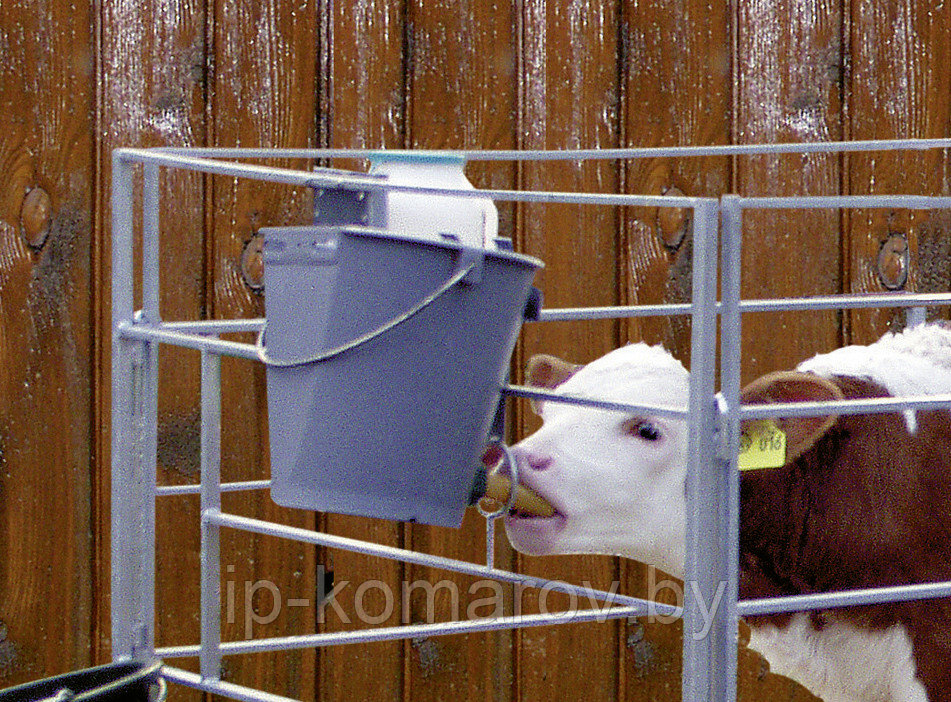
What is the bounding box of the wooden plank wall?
[1,1,949,700]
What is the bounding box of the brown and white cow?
[502,323,951,701]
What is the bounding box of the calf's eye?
[623,419,662,442]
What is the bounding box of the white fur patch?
[798,324,951,434]
[554,343,690,409]
[747,614,928,702]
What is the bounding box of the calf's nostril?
[527,455,553,472]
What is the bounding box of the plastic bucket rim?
[337,226,544,268]
[259,224,544,272]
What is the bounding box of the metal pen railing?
[111,142,951,702]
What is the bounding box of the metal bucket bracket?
[440,232,485,285]
[313,178,386,227]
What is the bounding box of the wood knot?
[240,233,265,292]
[20,187,52,249]
[877,232,909,290]
[656,186,689,251]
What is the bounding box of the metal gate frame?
[111,141,951,701]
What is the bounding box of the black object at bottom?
[0,660,164,702]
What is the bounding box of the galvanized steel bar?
[464,137,951,160]
[485,516,497,569]
[160,667,300,702]
[121,148,332,188]
[681,200,731,701]
[907,306,928,328]
[737,194,951,210]
[719,195,744,445]
[139,162,162,661]
[736,290,951,314]
[718,195,744,700]
[157,604,651,659]
[118,323,261,361]
[151,137,951,161]
[156,480,271,497]
[203,510,668,613]
[738,579,951,617]
[136,290,951,343]
[142,163,161,323]
[502,384,689,419]
[200,350,223,681]
[161,319,266,334]
[536,291,951,323]
[119,148,708,209]
[536,302,693,321]
[738,394,951,420]
[133,337,159,660]
[111,150,138,661]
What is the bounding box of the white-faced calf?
[504,323,951,701]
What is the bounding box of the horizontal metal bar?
[151,146,366,160]
[117,148,335,188]
[738,579,951,617]
[503,384,689,419]
[157,604,650,658]
[465,138,951,161]
[535,292,949,323]
[161,319,265,334]
[118,323,260,360]
[151,138,951,162]
[160,666,299,702]
[148,291,947,345]
[737,291,951,313]
[204,510,666,612]
[122,291,946,348]
[537,303,693,321]
[127,147,951,211]
[116,148,710,209]
[156,480,271,497]
[737,393,951,421]
[737,194,951,210]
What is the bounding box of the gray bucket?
[260,225,542,527]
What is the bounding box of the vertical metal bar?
[200,349,223,680]
[113,151,159,663]
[906,306,927,328]
[717,195,745,702]
[131,339,159,659]
[682,199,730,701]
[142,163,161,322]
[111,151,137,660]
[485,516,496,570]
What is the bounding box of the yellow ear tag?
[738,420,787,471]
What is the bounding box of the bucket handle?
[256,263,476,367]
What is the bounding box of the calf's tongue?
[468,468,555,518]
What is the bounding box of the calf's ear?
[739,371,845,464]
[525,354,582,414]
